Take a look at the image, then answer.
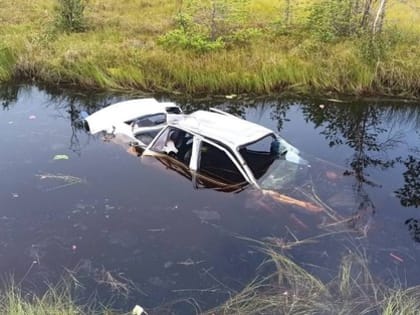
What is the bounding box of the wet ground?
[0,85,419,313]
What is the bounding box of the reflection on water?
[396,155,420,208]
[0,85,419,313]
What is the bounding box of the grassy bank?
[3,246,420,315]
[0,1,419,96]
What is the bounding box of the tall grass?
[208,242,420,315]
[0,281,82,315]
[0,280,118,315]
[0,46,16,81]
[0,0,419,96]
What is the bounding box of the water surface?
[0,85,419,313]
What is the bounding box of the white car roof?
[172,110,273,148]
[86,98,180,134]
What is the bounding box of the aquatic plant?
[206,241,420,315]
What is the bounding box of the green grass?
[0,0,419,96]
[1,287,81,315]
[0,280,119,315]
[207,241,420,315]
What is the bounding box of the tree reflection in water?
[299,101,420,241]
[396,154,420,209]
[41,86,116,155]
[405,218,420,242]
[0,84,20,110]
[302,103,391,233]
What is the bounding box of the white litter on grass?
[132,304,147,315]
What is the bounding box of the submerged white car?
[85,98,183,147]
[85,98,373,232]
[85,98,308,191]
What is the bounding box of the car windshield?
[239,134,309,190]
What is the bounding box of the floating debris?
[11,193,19,198]
[177,258,205,266]
[262,189,324,213]
[147,228,166,233]
[95,268,137,297]
[389,252,404,263]
[36,173,86,191]
[53,154,69,160]
[132,305,147,315]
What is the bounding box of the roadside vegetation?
[0,0,419,96]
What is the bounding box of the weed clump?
[208,241,420,315]
[55,0,87,33]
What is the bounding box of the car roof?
[171,110,273,148]
[86,98,180,134]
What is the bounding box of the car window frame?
[145,125,198,170]
[146,126,254,185]
[196,138,251,185]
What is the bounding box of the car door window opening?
[199,141,246,184]
[151,127,194,166]
[239,134,282,179]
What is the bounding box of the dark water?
[0,85,419,313]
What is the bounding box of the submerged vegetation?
[208,237,420,315]
[0,0,419,96]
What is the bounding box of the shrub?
[158,28,225,53]
[55,0,87,33]
[306,0,361,42]
[159,0,258,52]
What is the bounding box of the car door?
[196,139,250,186]
[144,126,250,191]
[145,126,196,169]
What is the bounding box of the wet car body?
[85,99,307,190]
[85,99,373,234]
[85,98,183,147]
